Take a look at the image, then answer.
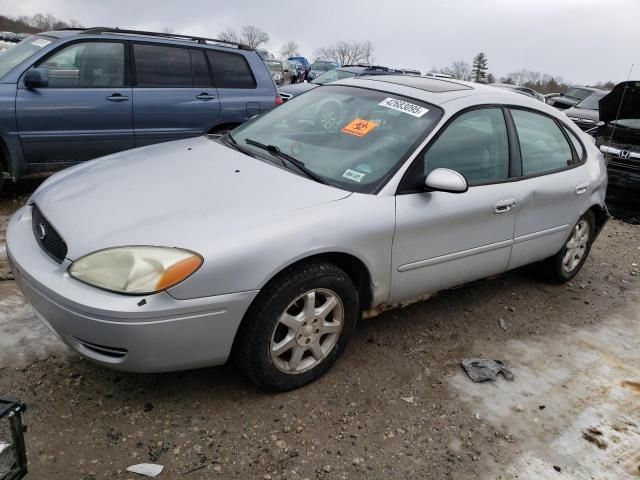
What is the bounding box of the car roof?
[332,75,561,112]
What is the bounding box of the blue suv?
[0,28,280,189]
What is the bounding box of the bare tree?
[218,25,269,49]
[315,40,373,66]
[68,19,83,28]
[449,60,472,81]
[279,41,299,58]
[240,25,269,49]
[218,28,240,43]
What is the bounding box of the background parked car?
[425,72,453,79]
[0,27,280,190]
[400,69,421,75]
[489,83,545,102]
[290,60,305,83]
[563,90,610,130]
[546,86,603,109]
[306,59,340,81]
[265,58,295,86]
[595,81,640,214]
[278,65,403,101]
[288,56,311,80]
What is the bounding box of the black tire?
[541,210,596,283]
[233,261,359,391]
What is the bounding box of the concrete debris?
[499,318,508,331]
[126,463,164,477]
[462,358,514,382]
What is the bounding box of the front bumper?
[6,206,258,373]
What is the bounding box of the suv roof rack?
[70,27,252,50]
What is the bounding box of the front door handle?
[196,93,216,100]
[575,183,588,195]
[494,198,516,214]
[106,93,129,102]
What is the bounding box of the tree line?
[1,13,83,33]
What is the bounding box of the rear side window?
[134,44,211,87]
[37,42,125,88]
[420,108,509,185]
[511,109,573,175]
[207,50,256,89]
[563,126,584,161]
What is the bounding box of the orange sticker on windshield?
[341,118,379,137]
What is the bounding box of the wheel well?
[208,123,241,134]
[588,204,608,234]
[0,138,9,175]
[264,253,374,311]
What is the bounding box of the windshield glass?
[231,85,441,193]
[611,119,640,129]
[266,60,283,72]
[574,91,607,110]
[0,35,51,78]
[312,61,336,72]
[311,69,357,85]
[564,87,592,100]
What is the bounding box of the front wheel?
[233,261,359,391]
[542,211,595,282]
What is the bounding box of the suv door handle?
[494,198,516,214]
[196,93,216,100]
[106,93,129,102]
[575,183,588,195]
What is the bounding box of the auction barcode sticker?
[378,98,429,117]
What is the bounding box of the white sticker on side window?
[342,169,365,183]
[378,97,428,117]
[31,39,51,47]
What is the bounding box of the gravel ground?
[1,179,639,480]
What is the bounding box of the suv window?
[207,50,256,89]
[511,109,573,175]
[419,108,509,185]
[133,44,206,88]
[38,42,125,88]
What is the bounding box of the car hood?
[600,81,640,123]
[278,82,318,97]
[31,136,351,259]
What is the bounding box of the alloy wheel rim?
[270,288,344,374]
[562,220,590,273]
[319,108,338,129]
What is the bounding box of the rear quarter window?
[207,50,256,89]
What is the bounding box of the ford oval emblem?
[37,223,47,240]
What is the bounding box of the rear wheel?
[542,211,595,282]
[233,261,359,391]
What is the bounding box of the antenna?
[606,63,635,150]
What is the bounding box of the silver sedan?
[7,76,608,390]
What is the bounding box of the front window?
[311,69,357,85]
[574,92,607,110]
[564,88,592,100]
[312,61,337,72]
[0,35,52,79]
[230,85,441,193]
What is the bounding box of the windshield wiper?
[244,138,328,184]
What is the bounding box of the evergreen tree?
[472,52,488,83]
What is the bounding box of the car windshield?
[266,60,283,73]
[0,35,51,78]
[312,61,336,72]
[564,87,592,100]
[230,85,441,193]
[311,69,357,85]
[574,91,607,110]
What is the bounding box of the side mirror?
[424,168,468,193]
[24,68,48,88]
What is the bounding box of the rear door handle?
[196,93,216,100]
[575,183,588,195]
[494,198,516,214]
[106,93,129,102]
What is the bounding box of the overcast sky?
[3,0,639,84]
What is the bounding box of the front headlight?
[68,246,203,295]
